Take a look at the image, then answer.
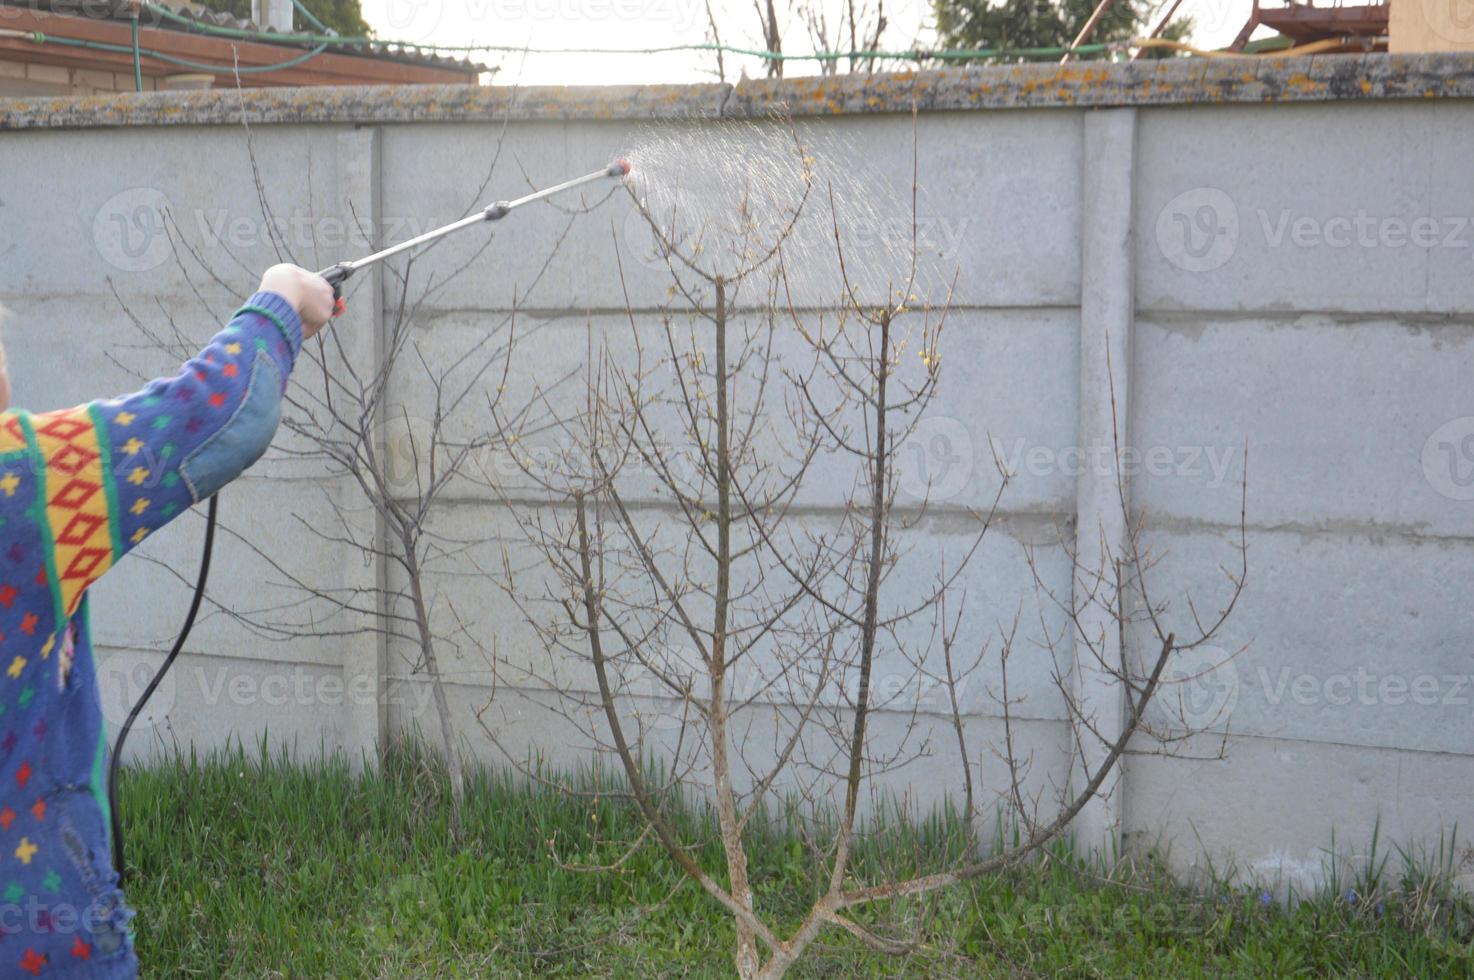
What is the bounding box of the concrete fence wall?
[2,55,1472,893]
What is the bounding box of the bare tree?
[111,117,603,822]
[802,0,889,75]
[481,118,1248,977]
[707,0,901,80]
[756,0,785,76]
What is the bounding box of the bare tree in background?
[481,120,1248,977]
[802,0,889,75]
[757,0,785,76]
[111,120,599,822]
[700,0,903,79]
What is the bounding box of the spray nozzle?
[609,158,632,178]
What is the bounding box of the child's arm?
[26,265,333,619]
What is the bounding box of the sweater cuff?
[236,291,304,361]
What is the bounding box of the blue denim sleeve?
[91,291,303,562]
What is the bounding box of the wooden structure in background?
[1231,0,1389,53]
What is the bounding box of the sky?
[353,0,1262,86]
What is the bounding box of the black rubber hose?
[107,493,219,880]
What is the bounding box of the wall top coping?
[2,53,1473,129]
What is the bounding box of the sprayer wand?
[319,158,631,315]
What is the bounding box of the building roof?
[136,0,491,75]
[0,0,490,87]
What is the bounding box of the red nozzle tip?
[611,157,631,177]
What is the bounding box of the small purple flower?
[1259,890,1272,907]
[1346,889,1359,905]
[1376,901,1384,917]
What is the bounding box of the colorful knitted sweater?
[0,291,303,978]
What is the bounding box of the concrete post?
[335,128,388,772]
[252,0,294,32]
[1070,108,1137,859]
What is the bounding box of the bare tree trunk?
[758,0,784,77]
[405,539,465,823]
[709,279,761,978]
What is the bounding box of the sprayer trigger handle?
[320,263,354,300]
[317,264,354,319]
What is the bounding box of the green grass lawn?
[115,743,1474,978]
